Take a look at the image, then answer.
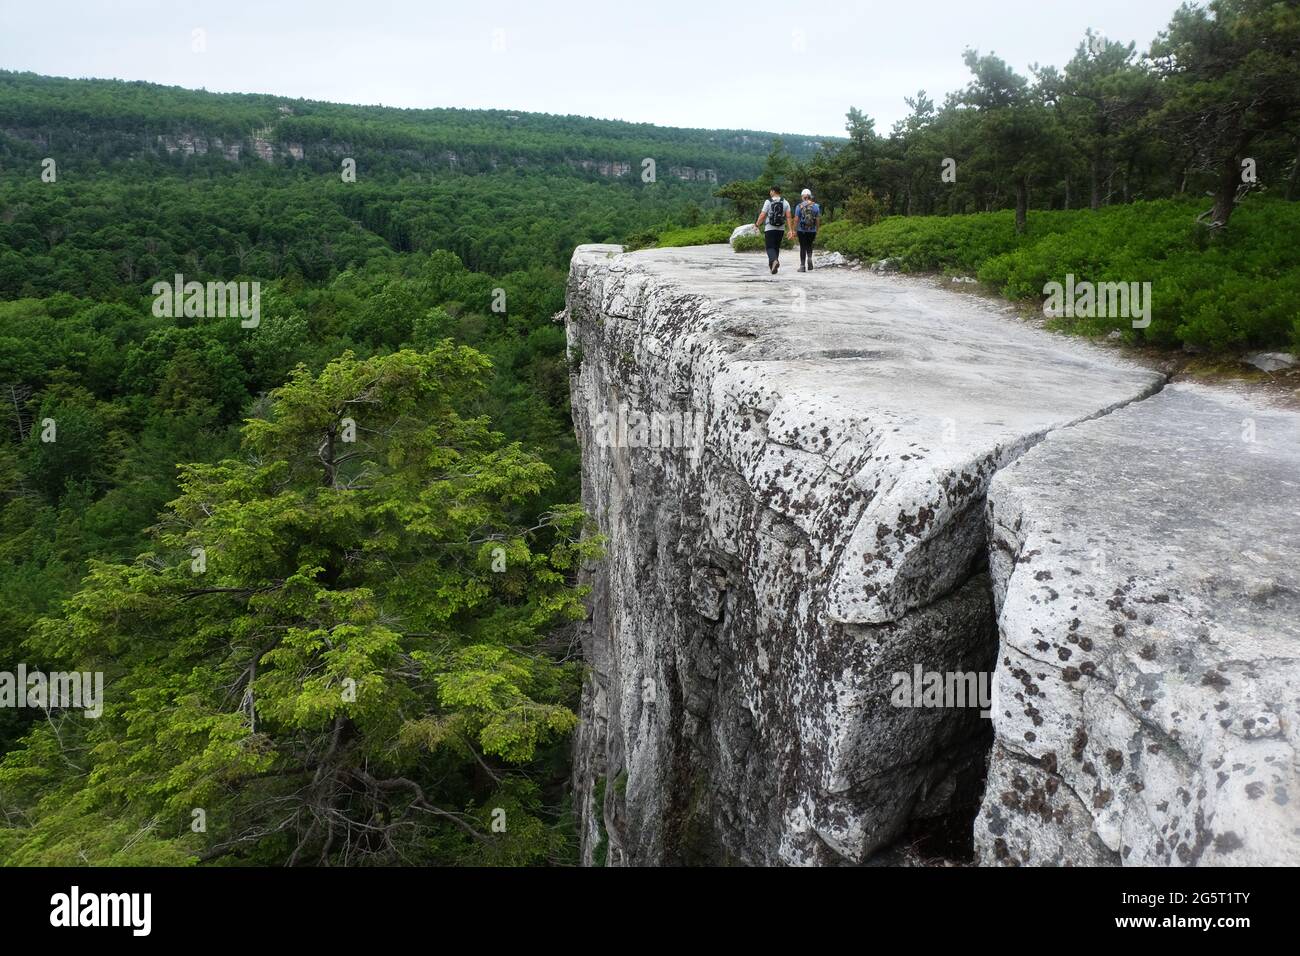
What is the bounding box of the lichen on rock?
[562,242,1297,866]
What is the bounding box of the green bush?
[623,223,734,252]
[622,229,662,251]
[819,199,1300,352]
[654,223,735,247]
[733,233,792,252]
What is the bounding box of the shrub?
[820,198,1300,352]
[622,223,734,252]
[622,229,661,251]
[654,223,734,247]
[733,233,792,252]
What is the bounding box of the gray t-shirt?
[761,198,792,231]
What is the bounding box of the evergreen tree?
[0,347,599,865]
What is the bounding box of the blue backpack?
[797,201,818,232]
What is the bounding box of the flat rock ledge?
[977,383,1300,866]
[564,240,1294,868]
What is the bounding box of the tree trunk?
[1015,177,1028,234]
[1090,148,1102,210]
[1064,173,1071,210]
[7,384,30,442]
[1287,138,1300,202]
[1210,154,1241,228]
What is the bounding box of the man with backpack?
[795,188,821,272]
[755,185,795,274]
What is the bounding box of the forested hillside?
[0,71,828,180]
[0,72,825,864]
[0,70,830,289]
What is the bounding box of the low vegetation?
[821,199,1300,351]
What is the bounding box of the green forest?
[0,66,816,865]
[1,0,1296,866]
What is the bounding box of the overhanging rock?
[564,243,1164,865]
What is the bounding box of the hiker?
[755,185,795,274]
[795,188,821,272]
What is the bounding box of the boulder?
[729,223,759,246]
[812,251,852,268]
[1243,351,1296,373]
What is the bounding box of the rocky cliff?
[977,384,1300,866]
[563,243,1300,866]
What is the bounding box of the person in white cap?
[794,188,822,272]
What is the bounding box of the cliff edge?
[562,242,1299,866]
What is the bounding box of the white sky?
[1,0,1185,138]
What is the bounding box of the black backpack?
[768,197,786,228]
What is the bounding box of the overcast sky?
[1,0,1185,138]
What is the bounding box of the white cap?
[801,188,812,197]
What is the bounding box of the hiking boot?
[773,259,780,273]
[798,265,806,272]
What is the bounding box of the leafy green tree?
[21,393,116,502]
[0,347,599,865]
[760,137,795,187]
[889,91,945,215]
[804,147,848,218]
[1150,0,1300,228]
[714,178,767,219]
[961,50,1059,233]
[1042,32,1158,209]
[841,107,884,189]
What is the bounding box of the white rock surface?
[976,383,1300,866]
[564,243,1167,865]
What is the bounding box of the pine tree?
[0,346,599,865]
